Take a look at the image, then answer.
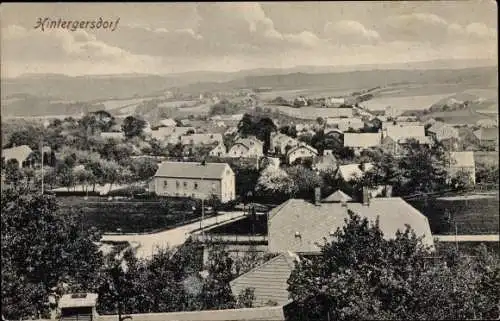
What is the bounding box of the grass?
[409,194,499,235]
[57,196,204,233]
[361,94,452,112]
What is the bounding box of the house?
[427,122,460,150]
[325,97,346,107]
[1,145,33,168]
[151,127,195,144]
[227,137,264,158]
[59,293,99,321]
[343,133,382,149]
[180,133,223,146]
[473,127,498,150]
[383,124,426,140]
[382,135,433,155]
[312,150,337,173]
[336,163,374,182]
[267,189,435,253]
[230,252,298,308]
[270,133,300,155]
[448,151,476,185]
[100,132,125,141]
[209,143,227,157]
[152,161,235,203]
[382,121,422,129]
[286,143,318,165]
[428,122,459,141]
[476,119,498,128]
[326,117,364,131]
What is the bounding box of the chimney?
[314,187,321,206]
[362,187,370,206]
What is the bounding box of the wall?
[155,177,221,200]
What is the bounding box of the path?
[434,234,499,242]
[101,211,246,259]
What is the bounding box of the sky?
[1,1,497,77]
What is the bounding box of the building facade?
[153,161,236,203]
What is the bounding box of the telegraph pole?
[40,140,44,195]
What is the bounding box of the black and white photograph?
[1,2,499,320]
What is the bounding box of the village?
[2,85,499,321]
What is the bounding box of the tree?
[287,211,500,321]
[3,159,24,185]
[237,113,256,137]
[285,166,322,199]
[199,245,236,310]
[1,187,103,320]
[255,166,295,201]
[130,157,159,181]
[122,116,147,139]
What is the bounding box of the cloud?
[324,20,381,45]
[384,12,496,44]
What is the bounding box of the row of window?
[163,180,216,190]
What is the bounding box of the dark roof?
[230,253,298,307]
[154,161,231,179]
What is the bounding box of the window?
[163,181,168,188]
[194,182,199,190]
[175,192,179,196]
[192,193,196,198]
[176,181,180,188]
[183,182,187,188]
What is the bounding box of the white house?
[152,161,236,203]
[286,143,318,164]
[227,137,264,158]
[209,143,227,157]
[2,145,33,168]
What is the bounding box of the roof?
[474,127,498,141]
[322,190,353,202]
[337,163,373,181]
[159,118,177,127]
[154,161,231,179]
[59,293,98,309]
[151,127,195,139]
[449,151,475,168]
[286,143,318,157]
[428,123,459,140]
[385,125,425,140]
[230,253,297,307]
[343,133,381,148]
[98,306,285,321]
[271,133,298,145]
[234,137,263,149]
[268,198,434,253]
[180,133,223,145]
[2,145,33,162]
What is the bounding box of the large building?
[267,189,435,254]
[152,161,236,203]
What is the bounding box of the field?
[361,94,453,113]
[266,105,354,120]
[258,88,350,101]
[57,196,206,233]
[157,100,199,108]
[100,97,160,111]
[409,193,499,235]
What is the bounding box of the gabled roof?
[449,151,475,168]
[385,125,425,140]
[2,145,33,162]
[151,127,195,139]
[326,117,364,126]
[154,161,231,179]
[322,190,353,203]
[337,163,373,181]
[233,137,263,149]
[428,122,459,140]
[230,253,297,307]
[286,143,318,156]
[268,197,434,253]
[474,127,498,141]
[343,133,381,148]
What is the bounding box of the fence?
[191,233,268,243]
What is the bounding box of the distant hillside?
[175,66,498,94]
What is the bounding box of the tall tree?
[1,187,103,320]
[122,116,147,139]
